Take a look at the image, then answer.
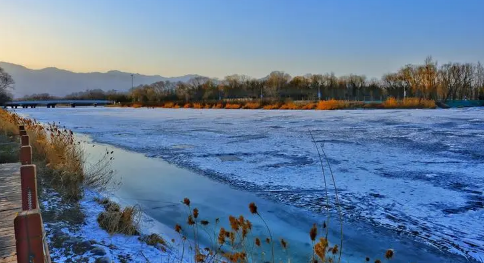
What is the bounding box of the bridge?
[3,100,113,108]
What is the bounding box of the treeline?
[128,57,484,104]
[15,57,484,104]
[19,90,130,103]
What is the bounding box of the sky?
[1,0,483,79]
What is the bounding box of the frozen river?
[19,107,484,262]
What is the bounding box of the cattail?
[249,202,258,214]
[242,228,248,239]
[229,216,239,231]
[365,257,370,262]
[280,239,288,249]
[193,208,199,219]
[375,260,381,263]
[385,249,394,259]
[310,223,318,241]
[200,220,209,226]
[187,215,195,225]
[218,228,226,245]
[175,224,182,233]
[323,222,327,229]
[246,220,252,230]
[265,237,270,244]
[255,238,261,247]
[183,198,191,206]
[331,245,338,255]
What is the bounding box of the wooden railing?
[14,125,51,263]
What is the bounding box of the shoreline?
[108,97,438,110]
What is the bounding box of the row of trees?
[383,57,484,101]
[129,57,484,104]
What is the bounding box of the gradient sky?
[1,0,483,79]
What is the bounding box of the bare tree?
[0,67,14,104]
[265,71,291,99]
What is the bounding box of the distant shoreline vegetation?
[9,57,484,109]
[110,98,438,110]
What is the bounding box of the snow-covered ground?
[41,187,189,263]
[20,107,484,262]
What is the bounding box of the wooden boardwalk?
[0,163,21,263]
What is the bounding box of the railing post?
[20,130,27,136]
[20,164,38,210]
[19,125,25,131]
[21,135,30,146]
[14,210,49,263]
[20,145,32,165]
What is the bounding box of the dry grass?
[132,103,143,108]
[242,102,261,109]
[279,101,299,110]
[301,102,318,110]
[212,103,224,109]
[140,233,167,251]
[114,99,436,110]
[316,100,350,110]
[383,97,436,109]
[262,103,281,110]
[193,103,204,109]
[225,103,242,109]
[96,197,141,235]
[0,109,115,201]
[163,102,176,108]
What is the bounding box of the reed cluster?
[383,97,436,109]
[0,109,115,201]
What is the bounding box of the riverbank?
[110,97,437,110]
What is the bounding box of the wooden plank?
[0,163,21,263]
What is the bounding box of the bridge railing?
[14,125,51,263]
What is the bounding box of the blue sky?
[1,0,483,79]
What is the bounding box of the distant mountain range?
[0,62,203,98]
